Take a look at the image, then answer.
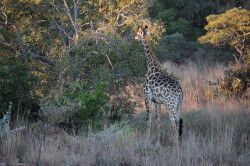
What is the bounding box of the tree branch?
[0,40,17,51]
[63,0,79,42]
[52,21,72,46]
[0,7,8,25]
[0,23,55,66]
[105,54,114,70]
[29,50,55,66]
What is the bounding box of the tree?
[198,8,250,98]
[0,0,55,66]
[198,8,250,65]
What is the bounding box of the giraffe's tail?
[179,118,183,138]
[177,101,183,140]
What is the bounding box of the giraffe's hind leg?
[166,106,179,148]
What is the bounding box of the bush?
[219,66,250,98]
[57,81,109,130]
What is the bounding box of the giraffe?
[135,26,183,147]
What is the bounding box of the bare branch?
[233,54,241,65]
[63,0,79,41]
[0,40,55,66]
[105,54,114,70]
[63,0,74,25]
[119,0,135,12]
[73,0,80,22]
[0,23,55,66]
[29,50,55,66]
[115,13,129,27]
[31,67,50,73]
[114,0,135,27]
[0,40,17,51]
[0,7,8,25]
[52,21,72,45]
[12,25,25,52]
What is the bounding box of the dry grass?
[0,108,249,166]
[163,61,248,111]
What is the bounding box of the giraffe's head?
[135,25,150,41]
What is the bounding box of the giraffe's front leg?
[144,83,153,140]
[145,97,152,141]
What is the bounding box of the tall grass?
[0,109,249,165]
[164,61,227,111]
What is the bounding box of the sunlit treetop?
[198,8,250,63]
[198,8,250,46]
[84,0,165,42]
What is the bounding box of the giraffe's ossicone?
[135,26,183,146]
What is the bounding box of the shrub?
[219,66,250,98]
[57,81,109,130]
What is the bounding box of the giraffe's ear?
[143,25,150,36]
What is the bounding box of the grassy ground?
[0,107,249,165]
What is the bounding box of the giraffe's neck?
[142,39,161,72]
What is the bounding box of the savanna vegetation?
[0,0,249,165]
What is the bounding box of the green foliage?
[168,18,193,37]
[156,9,177,24]
[152,0,250,39]
[156,9,193,37]
[114,41,146,78]
[58,81,109,127]
[0,56,38,119]
[157,33,199,63]
[153,0,249,25]
[57,32,146,83]
[82,0,165,38]
[0,0,56,52]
